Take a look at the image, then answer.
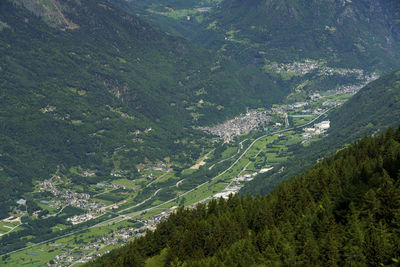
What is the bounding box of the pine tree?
[342,203,367,266]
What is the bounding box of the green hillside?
[118,0,400,71]
[0,0,285,219]
[113,0,220,38]
[86,127,400,267]
[118,0,400,95]
[194,0,400,71]
[242,69,400,196]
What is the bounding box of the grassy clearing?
[93,198,114,206]
[181,183,215,206]
[112,178,136,188]
[151,172,176,185]
[0,221,20,229]
[151,200,164,206]
[4,245,60,267]
[140,170,164,177]
[221,146,238,158]
[286,135,303,146]
[146,248,167,267]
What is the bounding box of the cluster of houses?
[302,120,331,140]
[199,76,370,144]
[67,213,97,225]
[54,207,181,265]
[266,59,371,83]
[271,102,308,113]
[38,179,105,215]
[212,168,274,200]
[212,184,242,199]
[267,59,321,75]
[96,183,127,190]
[317,66,365,79]
[45,165,277,265]
[142,206,178,231]
[49,227,145,266]
[326,73,379,95]
[200,109,271,142]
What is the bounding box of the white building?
[315,120,330,131]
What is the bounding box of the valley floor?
[0,90,355,266]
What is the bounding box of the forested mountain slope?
[0,0,284,219]
[243,69,400,196]
[87,127,400,266]
[117,0,400,71]
[194,0,400,71]
[117,0,400,95]
[112,0,215,39]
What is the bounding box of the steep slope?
[117,0,400,71]
[195,0,400,71]
[0,0,284,219]
[116,0,400,96]
[242,69,400,195]
[86,127,400,267]
[112,0,220,39]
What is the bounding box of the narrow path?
[176,180,184,187]
[209,139,247,170]
[47,205,68,217]
[0,223,22,237]
[189,148,215,170]
[49,0,79,30]
[116,188,163,215]
[93,188,117,198]
[146,171,171,188]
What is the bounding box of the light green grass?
[146,248,168,267]
[93,198,114,205]
[221,146,238,158]
[112,178,136,188]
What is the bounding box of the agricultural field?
[0,221,21,235]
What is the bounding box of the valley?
[1,0,400,266]
[0,88,356,266]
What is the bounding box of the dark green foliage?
[95,192,126,203]
[59,206,85,218]
[116,0,400,96]
[26,198,41,216]
[119,0,400,72]
[328,70,400,143]
[194,0,400,71]
[87,127,400,266]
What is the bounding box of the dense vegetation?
[119,0,400,95]
[120,0,400,71]
[113,0,219,40]
[87,126,400,266]
[243,69,400,196]
[0,0,285,219]
[194,0,400,71]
